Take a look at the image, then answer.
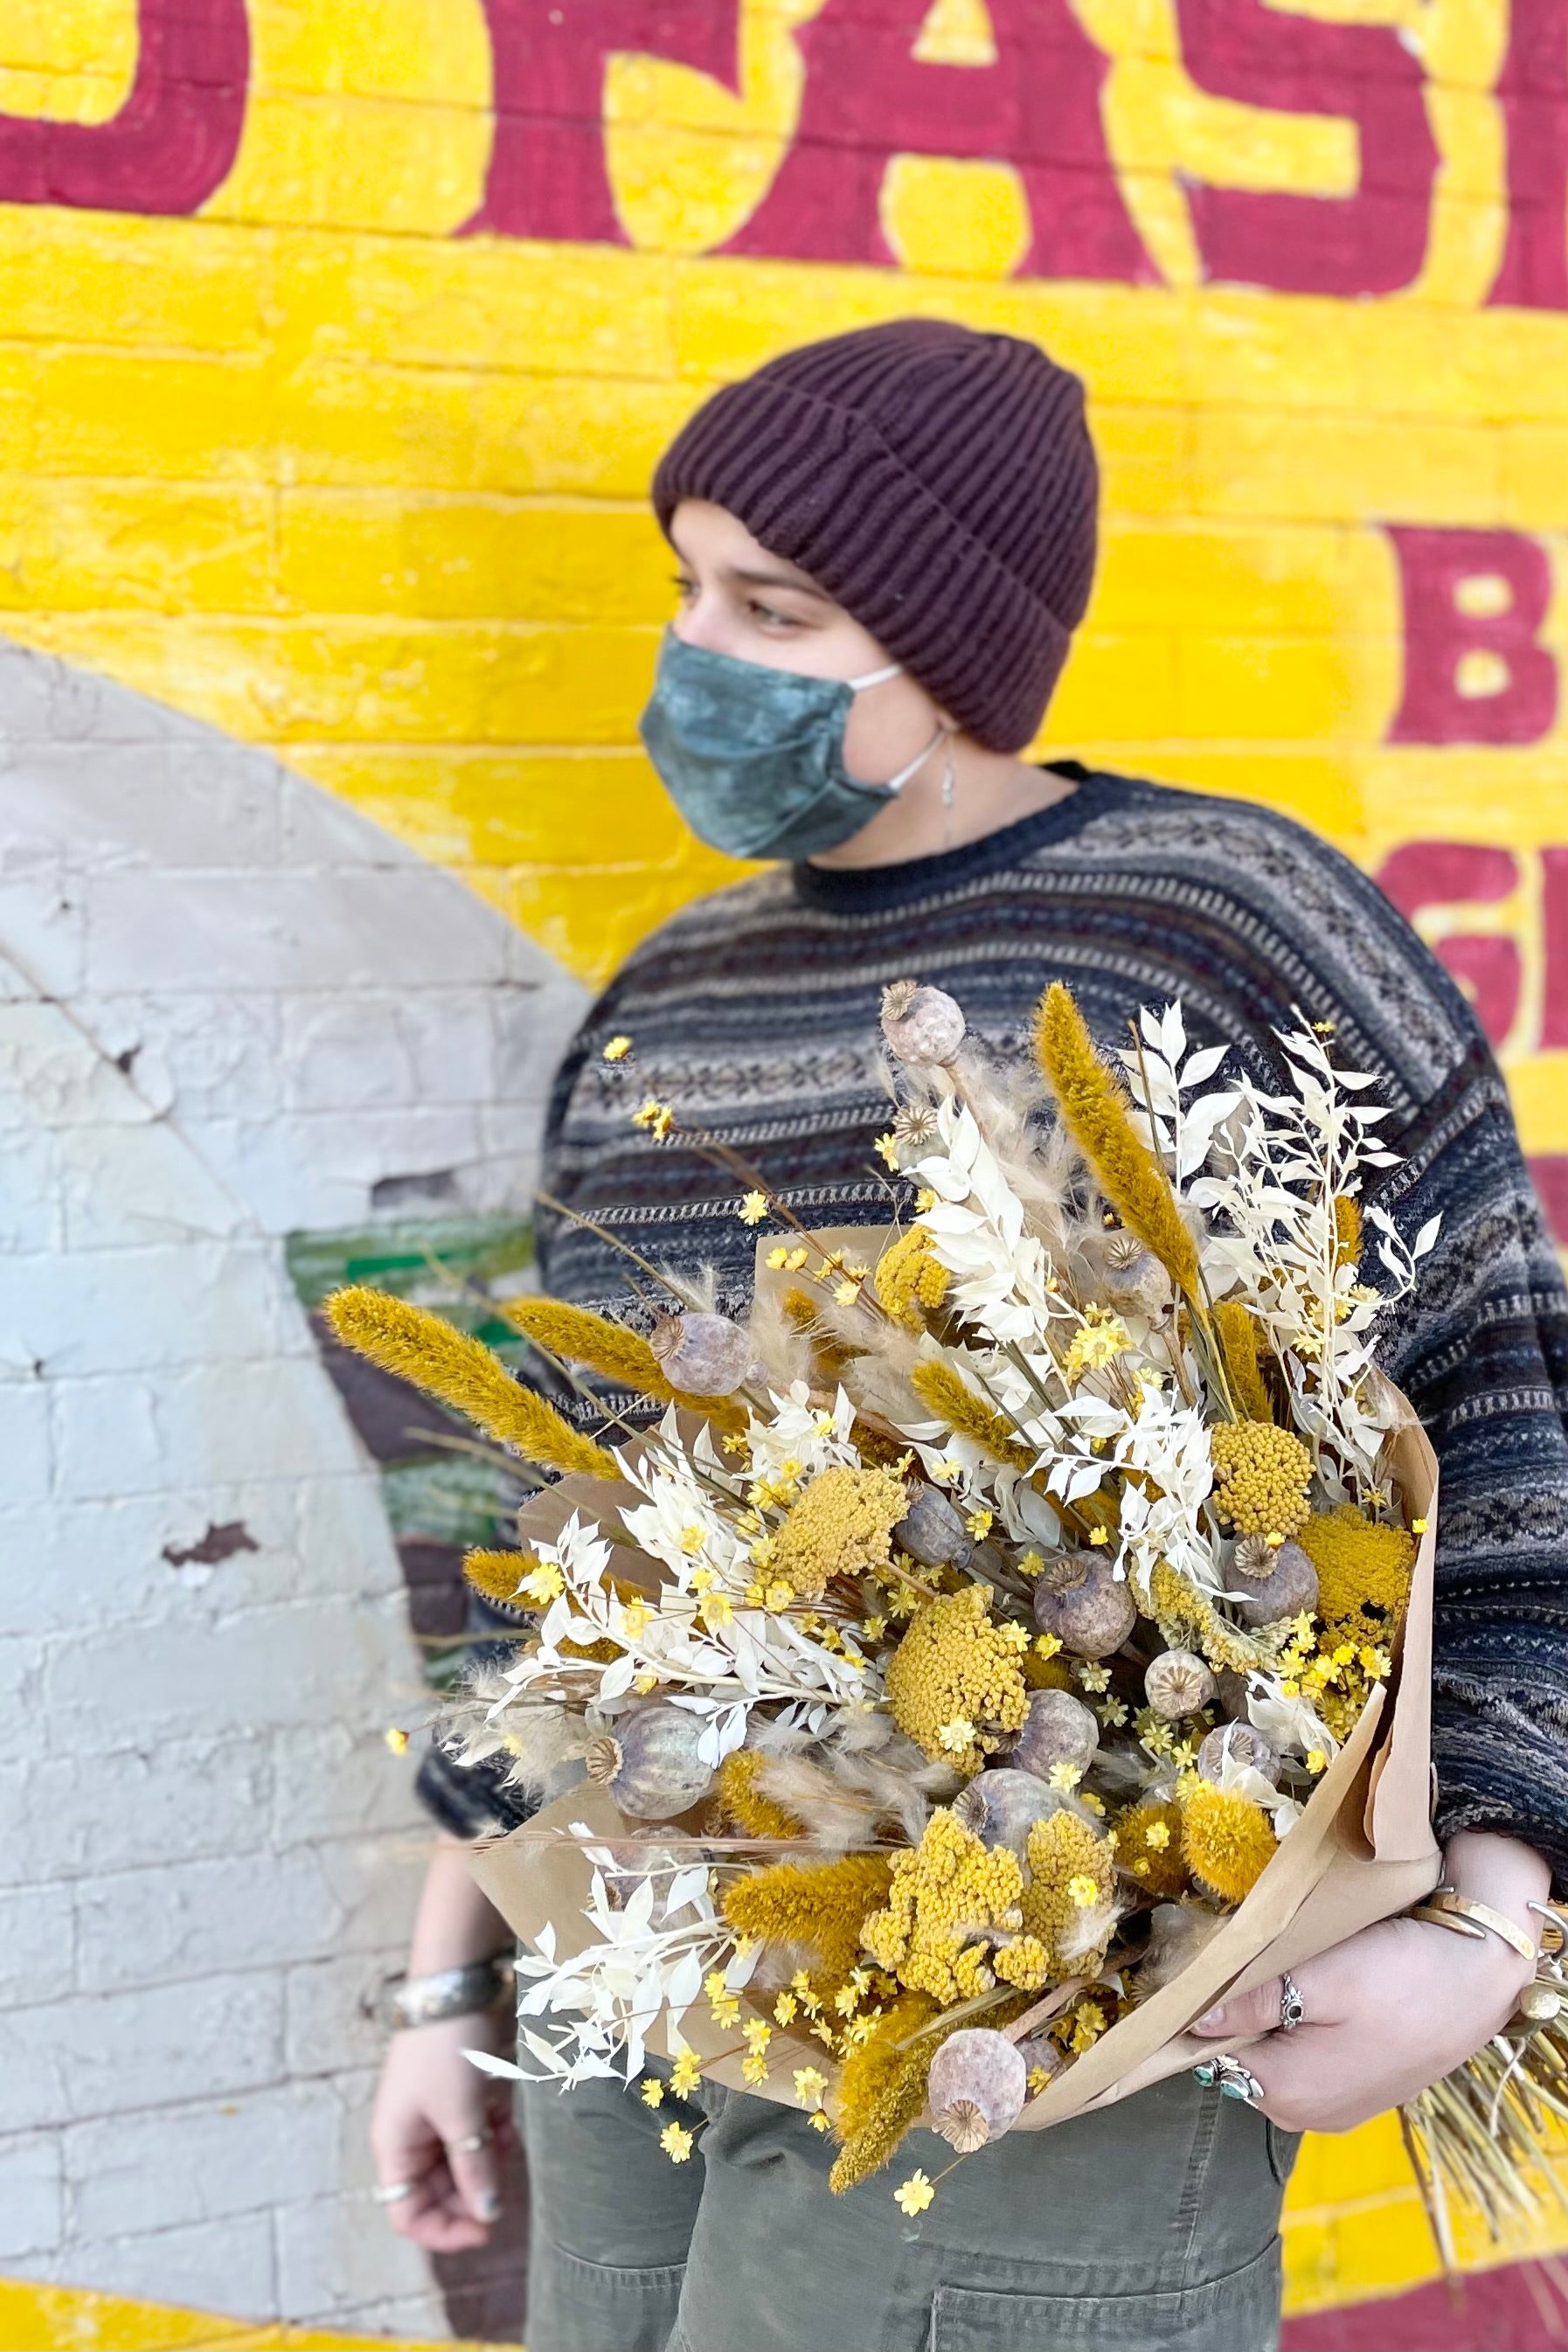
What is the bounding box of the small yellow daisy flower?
[938,1716,977,1754]
[383,1726,409,1754]
[875,1132,900,1170]
[660,2122,694,2163]
[1067,1873,1100,1909]
[793,2065,829,2110]
[669,2048,703,2098]
[774,1992,798,2026]
[602,1035,633,1061]
[739,1190,769,1225]
[894,2170,934,2217]
[808,2109,831,2133]
[641,2077,664,2108]
[1047,1761,1082,1792]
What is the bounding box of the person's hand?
[369,2006,519,2251]
[1191,1830,1549,2134]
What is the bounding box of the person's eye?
[671,573,700,606]
[748,599,801,631]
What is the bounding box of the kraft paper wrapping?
[470,1400,1441,2134]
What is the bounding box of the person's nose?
[671,587,738,656]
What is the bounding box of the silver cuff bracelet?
[380,1952,516,2030]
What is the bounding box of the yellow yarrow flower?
[895,2170,934,2216]
[1209,1421,1313,1539]
[885,1586,1028,1775]
[769,1464,909,1605]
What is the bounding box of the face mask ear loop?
[940,735,957,850]
[880,723,945,797]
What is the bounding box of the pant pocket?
[527,2239,687,2352]
[1265,2121,1302,2188]
[927,2236,1282,2352]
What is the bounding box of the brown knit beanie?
[651,319,1098,753]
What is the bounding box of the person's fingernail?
[474,2190,500,2222]
[1194,2006,1226,2033]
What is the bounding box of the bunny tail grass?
[323,1286,620,1481]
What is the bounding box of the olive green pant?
[520,2066,1298,2352]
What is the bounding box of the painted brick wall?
[4,0,1568,2335]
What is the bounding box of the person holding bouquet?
[366,321,1567,2351]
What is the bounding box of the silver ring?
[1192,2053,1265,2107]
[1278,1973,1305,2034]
[452,2129,494,2154]
[372,2179,419,2205]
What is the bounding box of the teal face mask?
[637,633,942,861]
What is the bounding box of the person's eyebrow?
[723,562,832,601]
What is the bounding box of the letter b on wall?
[1388,527,1559,745]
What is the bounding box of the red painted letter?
[1543,847,1568,1049]
[0,0,247,215]
[1490,0,1568,310]
[1172,0,1439,296]
[1387,528,1559,746]
[1377,842,1523,1047]
[724,0,1154,280]
[468,0,741,241]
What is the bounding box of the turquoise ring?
[1192,2053,1264,2106]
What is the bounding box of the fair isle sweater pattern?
[416,766,1568,1883]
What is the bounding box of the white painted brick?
[0,1739,274,1885]
[283,1955,389,2079]
[8,1241,295,1377]
[8,741,281,871]
[275,770,420,868]
[74,1834,422,1994]
[493,975,588,1102]
[0,1383,50,1503]
[191,1105,494,1232]
[0,1119,62,1249]
[0,1487,306,1641]
[274,2184,438,2322]
[0,1000,154,1131]
[7,2210,278,2315]
[0,1883,74,2009]
[56,1116,244,1251]
[0,2133,63,2258]
[6,1972,284,2127]
[0,871,87,997]
[0,1638,45,1726]
[281,989,499,1112]
[84,868,529,994]
[0,643,128,744]
[67,2081,341,2238]
[271,1725,424,1849]
[54,1359,361,1499]
[73,988,282,1127]
[45,1599,410,1752]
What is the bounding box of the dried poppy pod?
[1143,1648,1215,1720]
[648,1310,753,1397]
[1011,1687,1100,1778]
[1197,1720,1280,1789]
[879,979,966,1066]
[927,2029,1029,2152]
[586,1705,715,1819]
[1228,1533,1318,1628]
[952,1766,1063,1857]
[892,1484,973,1571]
[1031,1550,1136,1659]
[1094,1232,1174,1317]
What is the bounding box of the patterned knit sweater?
[418,765,1568,1881]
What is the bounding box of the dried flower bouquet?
[329,980,1453,2205]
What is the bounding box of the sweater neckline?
[789,763,1138,913]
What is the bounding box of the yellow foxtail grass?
[833,1989,939,2144]
[498,1295,746,1433]
[1212,1301,1273,1426]
[462,1547,531,1608]
[1031,983,1203,1308]
[723,1855,894,1977]
[1296,1509,1417,1648]
[1114,1800,1189,1899]
[716,1750,807,1842]
[1332,1193,1362,1268]
[781,1286,855,1379]
[1180,1781,1276,1904]
[910,1360,1037,1476]
[323,1286,621,1481]
[829,1992,1031,2194]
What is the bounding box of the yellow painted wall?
[9,0,1568,2333]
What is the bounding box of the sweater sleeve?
[1374,1024,1568,1884]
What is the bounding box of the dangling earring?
[940,736,957,850]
